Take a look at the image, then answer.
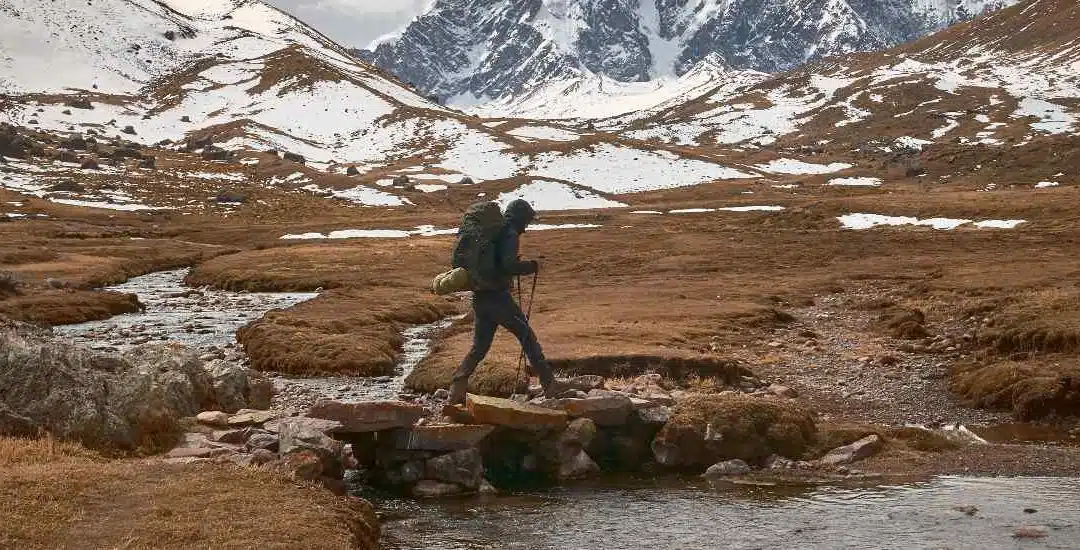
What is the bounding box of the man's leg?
[448,296,498,404]
[487,291,558,391]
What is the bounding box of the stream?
[55,269,1080,549]
[375,476,1080,549]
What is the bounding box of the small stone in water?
[952,505,978,516]
[1024,508,1038,514]
[1013,526,1048,539]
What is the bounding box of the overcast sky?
[263,0,430,49]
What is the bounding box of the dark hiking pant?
[453,289,555,387]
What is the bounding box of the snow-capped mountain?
[0,0,454,166]
[358,0,1016,111]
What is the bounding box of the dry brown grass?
[655,393,818,465]
[952,359,1080,420]
[0,290,142,325]
[238,287,459,376]
[0,438,377,550]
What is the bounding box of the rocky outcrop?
[0,320,272,452]
[820,435,883,466]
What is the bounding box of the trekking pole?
[515,274,527,391]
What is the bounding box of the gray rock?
[205,361,270,413]
[703,459,752,477]
[306,400,424,433]
[249,448,277,466]
[425,448,483,490]
[245,433,280,452]
[566,375,606,392]
[478,478,498,495]
[557,449,600,481]
[0,321,217,451]
[210,427,254,445]
[278,417,344,476]
[537,393,633,426]
[636,405,671,426]
[559,418,597,449]
[821,435,883,466]
[382,461,426,486]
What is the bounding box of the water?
[54,269,317,351]
[272,314,464,403]
[376,476,1080,550]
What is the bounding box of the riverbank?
[0,437,379,550]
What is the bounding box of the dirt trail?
[746,289,1012,427]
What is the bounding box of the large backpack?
[431,201,504,295]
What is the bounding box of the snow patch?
[753,159,852,175]
[496,181,626,211]
[828,177,883,187]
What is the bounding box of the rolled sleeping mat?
[432,267,470,295]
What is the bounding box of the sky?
[262,0,430,49]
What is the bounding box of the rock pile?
[0,320,271,452]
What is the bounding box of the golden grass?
[0,437,378,550]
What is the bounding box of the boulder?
[80,158,99,170]
[196,410,229,427]
[412,479,465,498]
[458,176,475,185]
[392,174,410,185]
[538,392,633,426]
[636,405,672,427]
[703,459,752,477]
[345,166,360,176]
[245,432,279,452]
[249,448,277,465]
[395,424,495,451]
[425,448,484,490]
[0,322,219,452]
[282,151,305,164]
[380,460,426,486]
[651,394,817,468]
[138,157,156,170]
[466,394,567,432]
[306,400,424,433]
[557,450,600,481]
[479,478,498,495]
[278,417,344,477]
[205,361,270,412]
[820,435,883,466]
[560,418,597,449]
[209,427,254,445]
[277,449,323,481]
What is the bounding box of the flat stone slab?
[821,435,883,466]
[466,394,567,432]
[306,400,424,433]
[537,394,633,426]
[395,424,496,451]
[227,410,277,427]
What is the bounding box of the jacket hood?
[504,199,536,233]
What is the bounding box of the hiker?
[447,199,564,404]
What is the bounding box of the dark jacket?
[476,199,538,292]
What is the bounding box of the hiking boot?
[447,378,469,405]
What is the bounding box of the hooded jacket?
[475,199,537,292]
